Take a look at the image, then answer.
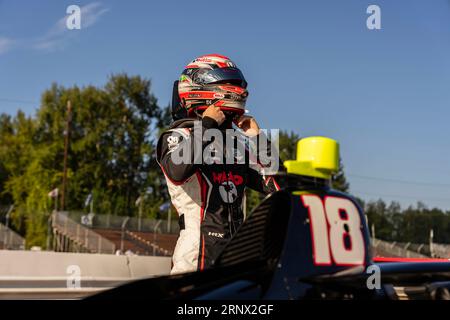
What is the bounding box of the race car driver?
[156,54,281,274]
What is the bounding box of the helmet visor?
[191,67,248,88]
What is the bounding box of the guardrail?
[383,241,450,259]
[65,211,180,234]
[0,223,25,250]
[432,243,450,259]
[52,212,116,254]
[372,238,429,258]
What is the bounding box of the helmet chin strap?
[192,108,204,120]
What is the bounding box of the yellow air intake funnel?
[283,136,339,180]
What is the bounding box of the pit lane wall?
[0,250,171,299]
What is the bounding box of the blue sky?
[1,0,450,210]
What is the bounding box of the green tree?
[0,114,14,204]
[331,158,350,193]
[1,74,167,247]
[363,199,450,244]
[278,130,300,162]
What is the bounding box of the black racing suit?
[156,116,281,274]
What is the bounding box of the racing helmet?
[172,54,248,120]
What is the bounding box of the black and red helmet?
[172,54,248,120]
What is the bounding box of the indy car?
[88,137,450,300]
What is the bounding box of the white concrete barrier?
[0,250,172,299]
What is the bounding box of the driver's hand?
[235,115,261,136]
[202,105,225,125]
